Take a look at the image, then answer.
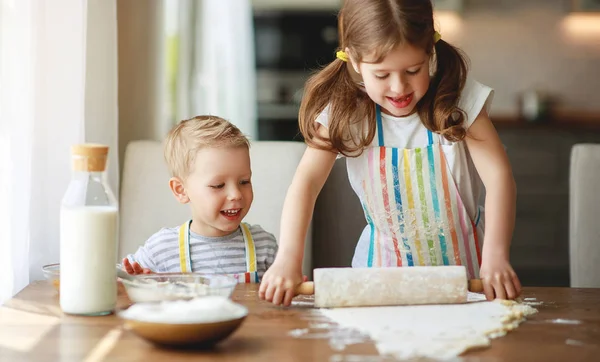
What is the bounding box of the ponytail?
[418,39,469,142]
[299,59,376,156]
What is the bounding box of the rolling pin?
[295,266,483,308]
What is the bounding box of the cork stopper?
[71,144,109,172]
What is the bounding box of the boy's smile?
[181,146,253,237]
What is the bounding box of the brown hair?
[299,0,469,156]
[164,115,250,179]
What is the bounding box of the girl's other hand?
[479,257,522,301]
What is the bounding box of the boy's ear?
[169,177,190,204]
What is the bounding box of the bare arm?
[277,144,338,267]
[465,109,521,300]
[260,125,337,305]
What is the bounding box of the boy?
[123,115,278,283]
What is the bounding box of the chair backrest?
[569,144,600,288]
[118,140,312,275]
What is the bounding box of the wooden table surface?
[1,281,599,361]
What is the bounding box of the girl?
[259,0,521,306]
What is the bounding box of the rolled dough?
[318,293,537,360]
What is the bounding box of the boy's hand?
[122,258,153,275]
[479,257,522,301]
[259,259,303,307]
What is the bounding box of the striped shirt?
[127,223,278,278]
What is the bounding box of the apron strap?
[427,129,434,145]
[179,221,258,275]
[178,220,193,273]
[240,223,258,273]
[375,104,384,146]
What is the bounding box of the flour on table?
[119,296,247,324]
[316,294,537,360]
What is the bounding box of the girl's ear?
[346,47,360,74]
[429,47,438,77]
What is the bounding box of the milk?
[60,205,118,315]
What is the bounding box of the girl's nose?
[389,74,406,94]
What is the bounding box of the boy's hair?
[164,115,250,179]
[300,0,469,157]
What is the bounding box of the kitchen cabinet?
[433,0,464,11]
[571,0,600,11]
[252,0,341,11]
[496,123,600,287]
[252,0,466,12]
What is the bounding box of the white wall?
[439,0,600,116]
[117,0,167,173]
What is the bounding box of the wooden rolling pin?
[295,266,483,308]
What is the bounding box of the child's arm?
[465,109,522,301]
[259,126,338,306]
[122,257,153,275]
[122,233,161,275]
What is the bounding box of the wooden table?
[1,282,599,361]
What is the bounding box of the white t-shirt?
[316,78,494,264]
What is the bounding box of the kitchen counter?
[1,282,599,361]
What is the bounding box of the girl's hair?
[299,0,469,156]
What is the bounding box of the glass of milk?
[60,144,118,316]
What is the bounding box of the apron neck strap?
[376,105,439,147]
[178,220,257,273]
[178,220,193,273]
[240,223,258,273]
[427,129,436,146]
[375,105,385,147]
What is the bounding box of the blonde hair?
[164,115,250,179]
[300,0,469,157]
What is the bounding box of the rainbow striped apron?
[348,105,482,279]
[178,221,259,283]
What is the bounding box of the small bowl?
[118,297,248,348]
[121,273,238,304]
[42,263,125,293]
[41,263,60,291]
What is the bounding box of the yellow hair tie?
[337,33,440,62]
[336,50,348,62]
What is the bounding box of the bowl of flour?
[118,296,248,348]
[121,273,237,303]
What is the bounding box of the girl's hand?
[122,258,153,275]
[259,258,303,306]
[479,257,522,300]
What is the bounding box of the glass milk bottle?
[60,144,118,316]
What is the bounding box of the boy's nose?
[227,187,242,200]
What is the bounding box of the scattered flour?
[565,339,586,346]
[119,296,247,324]
[548,319,582,325]
[310,296,537,360]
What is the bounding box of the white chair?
[569,144,600,288]
[118,140,312,276]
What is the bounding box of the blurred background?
[118,0,600,287]
[2,0,599,300]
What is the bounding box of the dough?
[318,293,537,360]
